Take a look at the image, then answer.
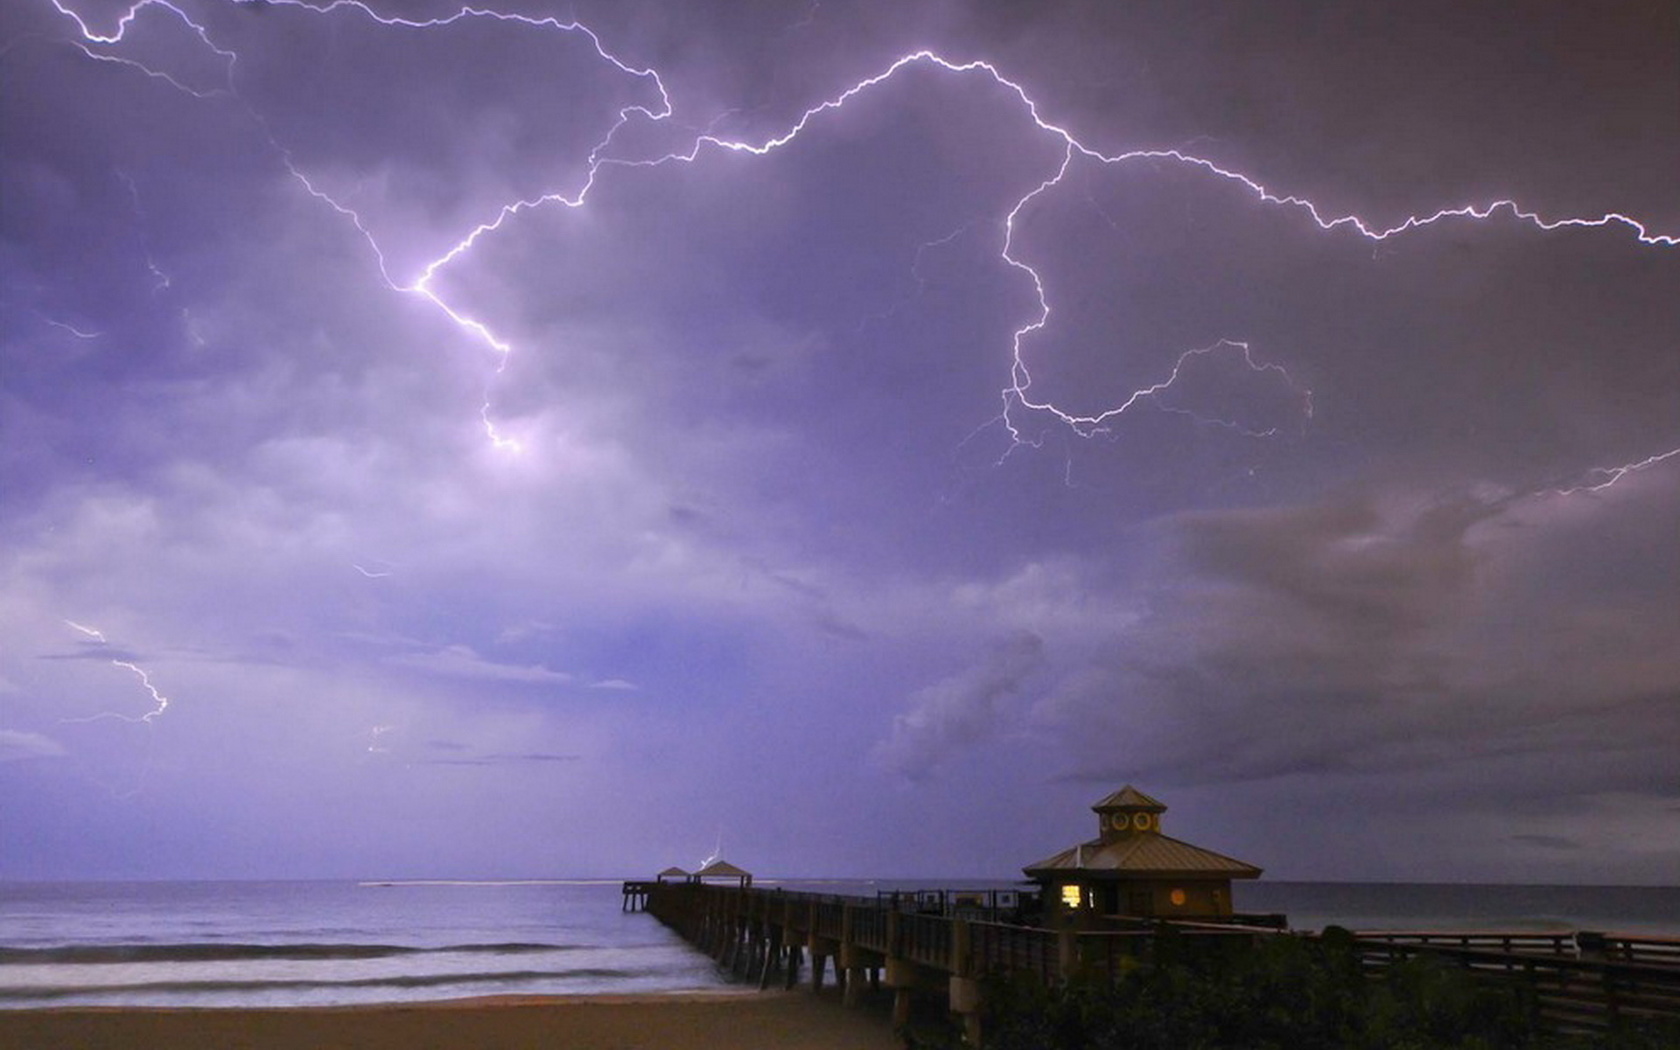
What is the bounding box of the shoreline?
[0,989,906,1049]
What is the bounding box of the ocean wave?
[0,942,570,965]
[0,967,654,1002]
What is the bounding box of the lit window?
[1060,885,1083,908]
[1169,888,1186,907]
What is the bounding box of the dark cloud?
[1508,835,1581,852]
[1030,480,1680,817]
[417,751,582,767]
[383,646,576,686]
[875,631,1047,779]
[39,646,147,663]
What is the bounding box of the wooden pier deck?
[621,879,659,911]
[635,880,1680,1041]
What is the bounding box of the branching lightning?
[51,0,236,98]
[1013,337,1314,443]
[42,0,1678,484]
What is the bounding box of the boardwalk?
[640,881,1680,1041]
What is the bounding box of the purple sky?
[2,0,1676,884]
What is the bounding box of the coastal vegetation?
[910,927,1680,1050]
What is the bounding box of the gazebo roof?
[1024,833,1261,880]
[1025,786,1261,882]
[658,866,690,878]
[695,859,751,879]
[1091,785,1166,812]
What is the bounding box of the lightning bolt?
[41,316,103,339]
[117,171,173,293]
[57,619,173,725]
[1548,447,1680,497]
[63,618,107,642]
[699,828,724,871]
[105,661,171,723]
[41,3,1678,480]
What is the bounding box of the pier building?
[1022,785,1261,920]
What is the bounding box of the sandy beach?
[0,989,905,1050]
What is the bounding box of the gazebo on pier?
[1023,786,1261,921]
[693,859,752,888]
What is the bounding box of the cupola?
[1092,784,1167,842]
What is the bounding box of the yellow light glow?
[1060,885,1083,908]
[1169,888,1187,906]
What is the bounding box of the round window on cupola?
[1132,812,1153,831]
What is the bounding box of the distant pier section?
[625,858,753,911]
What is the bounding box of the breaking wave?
[0,942,569,965]
[0,967,652,1003]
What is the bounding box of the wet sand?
[0,989,906,1049]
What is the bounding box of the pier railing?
[900,912,954,968]
[1353,930,1680,970]
[1584,933,1680,969]
[853,905,888,952]
[1351,930,1577,956]
[1351,935,1680,1033]
[636,880,1680,1035]
[967,920,1060,982]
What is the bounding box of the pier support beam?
[884,958,919,988]
[837,941,883,1009]
[843,966,866,1007]
[758,927,781,989]
[1057,925,1078,980]
[950,920,982,1047]
[950,977,983,1045]
[892,987,912,1028]
[808,935,837,994]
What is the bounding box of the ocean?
[2,879,1675,1009]
[0,879,730,1009]
[1233,881,1680,937]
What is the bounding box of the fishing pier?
[628,788,1680,1043]
[639,880,1679,1042]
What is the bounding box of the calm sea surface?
[2,879,1675,1009]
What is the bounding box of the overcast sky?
[2,0,1675,884]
